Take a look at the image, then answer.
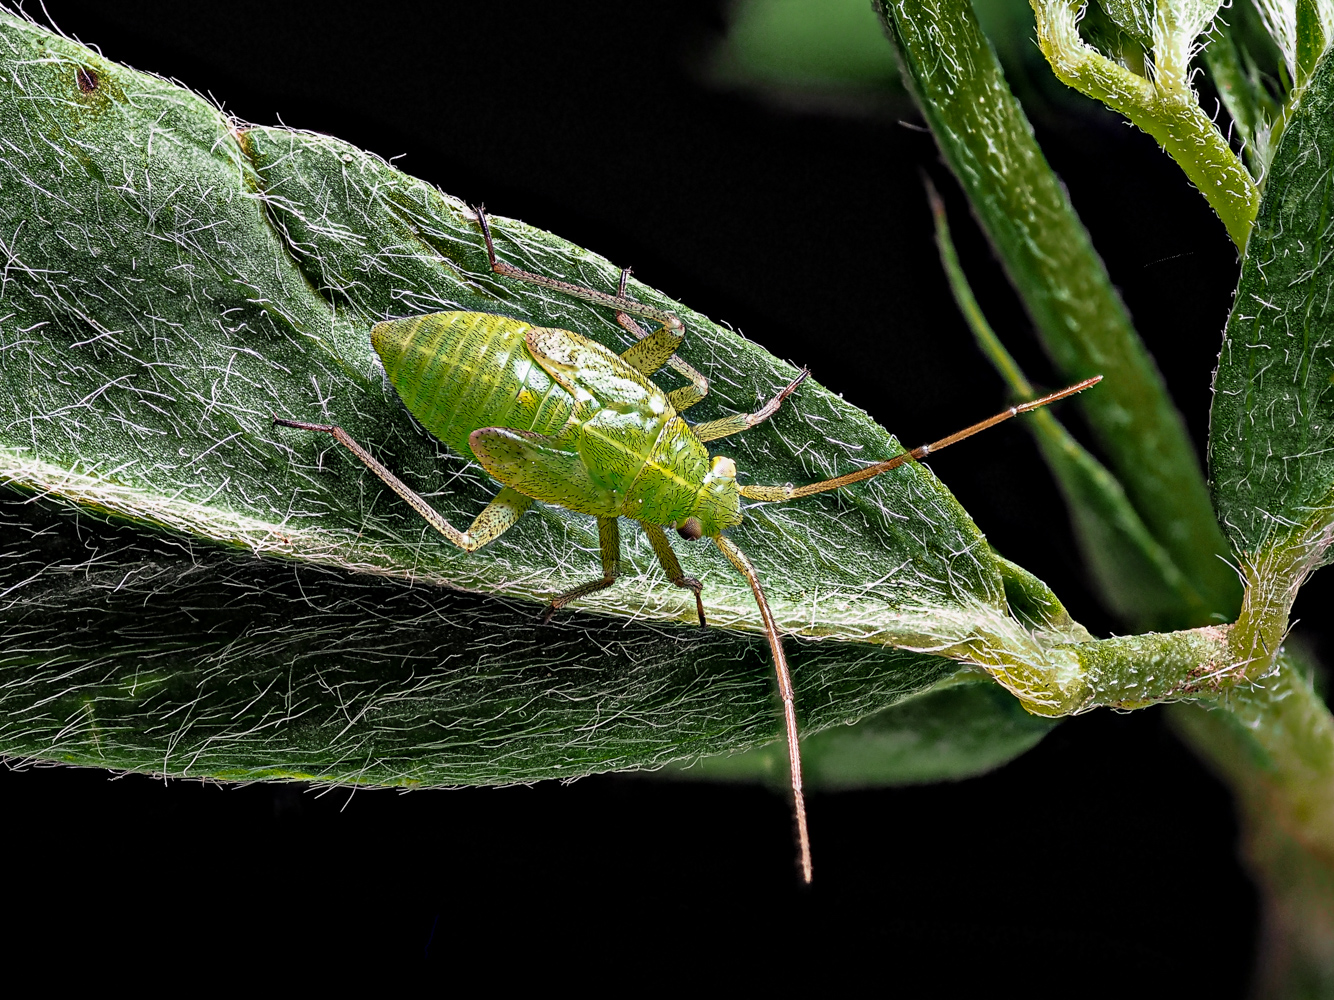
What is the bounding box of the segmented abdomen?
[371,312,574,458]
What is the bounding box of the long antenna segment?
[740,376,1102,503]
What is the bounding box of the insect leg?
[475,206,709,411]
[545,516,622,622]
[611,268,647,339]
[739,376,1103,503]
[690,369,811,444]
[639,522,706,626]
[613,268,711,413]
[711,534,811,884]
[272,418,530,551]
[475,206,682,332]
[623,332,711,413]
[461,487,535,547]
[663,372,711,414]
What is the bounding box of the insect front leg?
[273,418,531,551]
[639,522,706,626]
[690,369,810,444]
[545,516,623,622]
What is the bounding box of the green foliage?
[1211,48,1334,666]
[711,0,901,91]
[7,18,1334,950]
[1095,0,1154,45]
[0,14,1011,643]
[1297,0,1329,83]
[1029,0,1259,246]
[875,0,1241,630]
[1203,7,1286,175]
[928,187,1209,629]
[676,677,1057,788]
[1211,49,1334,556]
[0,10,1084,783]
[0,492,954,784]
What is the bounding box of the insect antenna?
[712,534,812,884]
[739,376,1102,503]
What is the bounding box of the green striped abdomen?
[371,312,574,458]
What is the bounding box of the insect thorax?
[620,426,742,536]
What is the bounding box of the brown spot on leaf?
[76,66,98,93]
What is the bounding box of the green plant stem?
[874,0,1242,627]
[1170,652,1334,995]
[1030,0,1259,248]
[880,2,1334,986]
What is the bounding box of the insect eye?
[676,517,703,541]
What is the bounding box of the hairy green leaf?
[1211,48,1334,663]
[671,676,1057,788]
[0,11,1092,780]
[1096,0,1154,45]
[1211,46,1334,555]
[0,13,1019,647]
[1296,0,1330,84]
[0,488,960,784]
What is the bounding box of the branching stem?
[1031,0,1260,248]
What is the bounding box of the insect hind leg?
[272,417,530,551]
[474,206,708,412]
[475,205,681,332]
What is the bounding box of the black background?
[2,1,1291,991]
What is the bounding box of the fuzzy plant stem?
[1031,0,1260,248]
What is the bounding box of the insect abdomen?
[372,312,574,458]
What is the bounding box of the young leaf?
[1097,0,1154,45]
[1027,0,1259,246]
[1296,0,1330,85]
[1202,9,1285,175]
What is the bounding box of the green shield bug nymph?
[274,207,1100,882]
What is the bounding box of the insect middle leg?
[611,268,710,413]
[545,516,623,622]
[690,368,810,444]
[272,418,531,551]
